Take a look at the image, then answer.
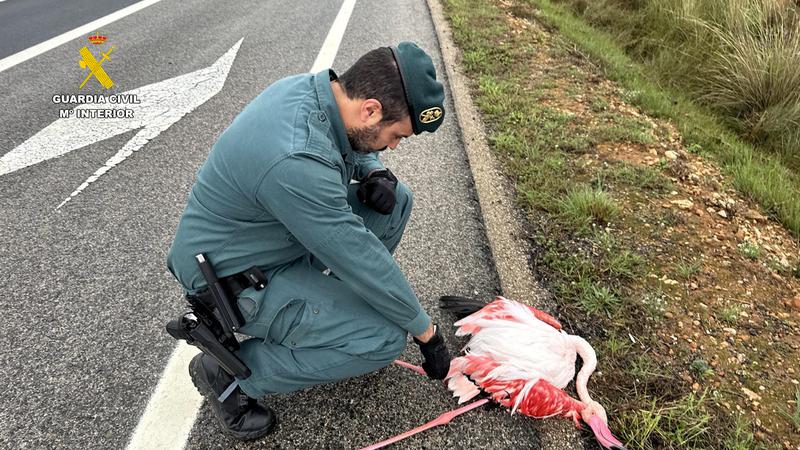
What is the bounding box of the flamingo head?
[580,401,627,450]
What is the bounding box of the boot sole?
[189,355,277,441]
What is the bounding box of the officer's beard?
[347,123,387,154]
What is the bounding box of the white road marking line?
[0,39,243,209]
[126,342,202,450]
[310,0,356,73]
[126,1,357,448]
[0,0,164,73]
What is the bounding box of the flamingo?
[442,295,627,450]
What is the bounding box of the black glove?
[414,324,451,380]
[357,168,398,215]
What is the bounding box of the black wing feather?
[438,295,487,318]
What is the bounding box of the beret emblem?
[419,107,443,124]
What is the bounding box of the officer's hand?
[357,168,398,215]
[414,324,451,380]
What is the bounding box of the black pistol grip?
[165,318,191,342]
[188,317,251,379]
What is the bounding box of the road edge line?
[125,342,202,450]
[424,0,585,448]
[0,0,165,73]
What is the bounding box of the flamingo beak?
[584,416,627,450]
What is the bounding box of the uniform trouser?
[234,182,414,398]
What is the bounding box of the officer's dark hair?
[338,47,409,124]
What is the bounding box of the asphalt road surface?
[0,1,546,448]
[0,0,143,59]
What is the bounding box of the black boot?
[189,353,276,440]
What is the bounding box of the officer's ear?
[360,99,383,126]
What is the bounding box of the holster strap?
[220,265,268,297]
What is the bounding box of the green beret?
[390,42,445,134]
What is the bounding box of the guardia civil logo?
[50,32,138,120]
[419,106,442,124]
[78,32,116,89]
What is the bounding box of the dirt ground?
[495,1,800,446]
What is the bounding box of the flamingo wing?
[511,378,585,424]
[454,297,561,336]
[446,355,584,424]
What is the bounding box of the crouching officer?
[166,42,451,440]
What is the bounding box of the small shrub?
[718,305,741,325]
[559,185,620,231]
[605,250,645,279]
[575,279,621,316]
[694,1,800,167]
[689,359,714,380]
[767,256,790,274]
[737,240,761,259]
[642,287,668,318]
[676,259,701,279]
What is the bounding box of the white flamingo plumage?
[445,296,626,450]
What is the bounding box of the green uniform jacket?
[167,70,431,337]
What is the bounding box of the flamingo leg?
[393,359,426,376]
[358,398,490,450]
[527,307,562,330]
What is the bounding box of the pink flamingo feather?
[446,296,626,449]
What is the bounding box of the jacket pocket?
[268,298,320,348]
[236,286,268,338]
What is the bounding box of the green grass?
[575,280,621,316]
[545,248,633,319]
[552,0,800,170]
[717,305,741,325]
[517,0,800,238]
[767,256,790,274]
[628,354,670,381]
[604,249,645,280]
[616,392,713,449]
[641,287,668,318]
[737,240,761,259]
[689,359,714,380]
[441,0,766,446]
[590,96,610,112]
[595,124,654,145]
[724,413,756,450]
[594,113,654,144]
[605,335,632,358]
[779,387,800,432]
[676,259,701,279]
[606,163,674,194]
[558,185,619,231]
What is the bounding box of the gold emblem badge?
[78,32,116,90]
[419,107,443,124]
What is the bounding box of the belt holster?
[166,254,267,379]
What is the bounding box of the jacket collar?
[314,69,353,160]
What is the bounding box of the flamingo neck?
[572,335,597,404]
